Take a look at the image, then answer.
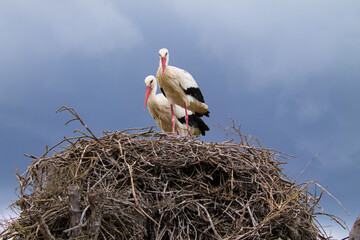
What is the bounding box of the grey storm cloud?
[0,0,144,106]
[169,0,360,88]
[0,0,143,62]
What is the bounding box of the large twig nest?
[0,107,344,240]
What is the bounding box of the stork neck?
[151,85,157,96]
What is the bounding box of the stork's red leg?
[170,104,176,137]
[184,102,190,138]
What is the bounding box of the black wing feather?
[182,86,205,103]
[160,88,166,97]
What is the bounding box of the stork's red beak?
[144,86,151,109]
[161,57,166,74]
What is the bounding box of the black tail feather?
[195,111,210,118]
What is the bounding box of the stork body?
[156,48,209,137]
[144,75,209,136]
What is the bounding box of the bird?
[156,48,209,137]
[144,75,209,137]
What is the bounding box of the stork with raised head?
[144,75,209,137]
[156,48,210,137]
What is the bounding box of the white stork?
[144,75,209,137]
[156,48,209,137]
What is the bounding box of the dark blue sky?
[1,1,359,238]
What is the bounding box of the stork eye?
[150,80,153,84]
[165,52,168,57]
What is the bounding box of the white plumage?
[144,75,209,136]
[156,48,209,117]
[156,48,209,137]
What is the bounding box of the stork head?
[144,75,157,109]
[158,48,169,74]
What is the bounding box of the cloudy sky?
[1,0,359,238]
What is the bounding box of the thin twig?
[56,106,104,146]
[295,153,321,182]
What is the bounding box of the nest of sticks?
[1,107,344,240]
